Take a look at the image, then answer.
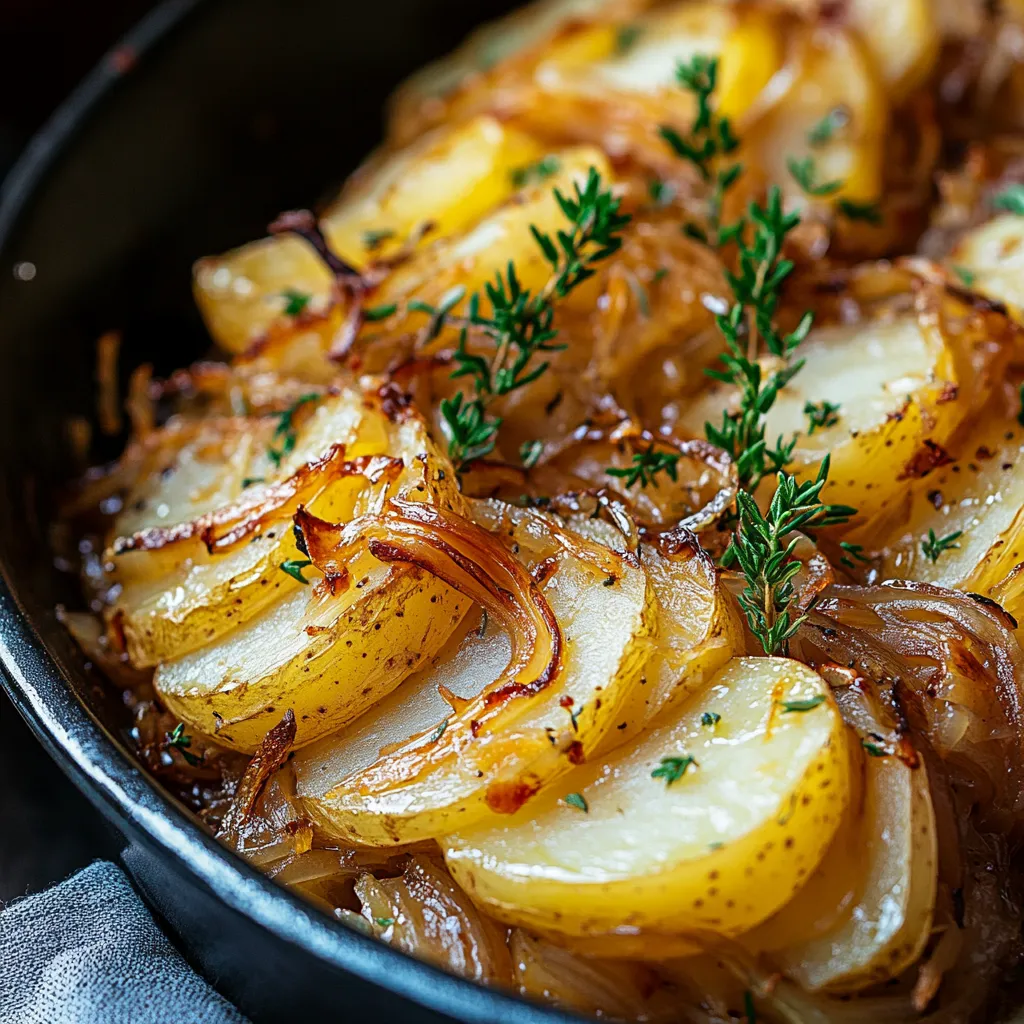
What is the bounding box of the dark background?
[0,0,165,903]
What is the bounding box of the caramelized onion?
[794,581,1024,831]
[112,448,401,556]
[296,497,562,710]
[218,709,297,843]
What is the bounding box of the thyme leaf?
[652,755,698,786]
[921,528,962,563]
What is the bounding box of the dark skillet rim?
[0,4,576,1021]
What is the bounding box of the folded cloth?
[0,860,249,1024]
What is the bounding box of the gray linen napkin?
[0,860,249,1024]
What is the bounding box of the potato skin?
[443,658,851,940]
[156,563,470,752]
[296,514,656,844]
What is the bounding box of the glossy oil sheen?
[0,0,579,1020]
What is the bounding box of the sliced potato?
[360,147,615,354]
[443,657,850,939]
[295,501,655,844]
[948,213,1024,324]
[153,419,472,752]
[754,753,937,992]
[850,403,1024,599]
[109,386,396,666]
[193,116,544,353]
[844,0,940,101]
[681,309,982,522]
[745,24,887,210]
[606,538,742,739]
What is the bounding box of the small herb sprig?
[607,446,680,489]
[921,528,962,564]
[417,168,629,467]
[652,754,698,786]
[267,393,320,467]
[165,722,201,767]
[729,458,855,654]
[659,55,742,246]
[703,187,812,491]
[804,400,840,434]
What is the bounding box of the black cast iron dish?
[0,1,579,1019]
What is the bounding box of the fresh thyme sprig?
[418,168,629,467]
[921,528,962,564]
[607,446,680,489]
[267,392,320,467]
[165,722,202,767]
[659,55,743,245]
[703,187,812,491]
[280,288,311,317]
[837,198,883,225]
[652,754,698,786]
[787,156,842,197]
[729,458,856,655]
[994,183,1024,216]
[804,400,840,434]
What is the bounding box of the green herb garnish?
[780,695,827,713]
[428,719,449,744]
[418,168,628,468]
[839,541,870,569]
[165,722,201,767]
[660,55,742,245]
[520,439,544,469]
[744,990,757,1024]
[921,528,962,564]
[651,755,698,785]
[281,289,311,317]
[838,198,882,224]
[362,228,394,251]
[952,265,976,287]
[807,106,849,147]
[703,186,812,491]
[648,178,676,207]
[994,184,1024,216]
[607,446,680,489]
[787,156,842,197]
[280,558,313,584]
[564,792,589,812]
[730,458,856,654]
[701,711,721,728]
[363,303,398,322]
[510,155,561,189]
[804,399,840,434]
[615,24,642,53]
[267,393,320,467]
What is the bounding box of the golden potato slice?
[153,421,471,753]
[108,386,400,667]
[850,403,1024,600]
[746,24,887,210]
[295,501,655,844]
[606,538,742,740]
[948,213,1024,324]
[443,657,850,939]
[844,0,939,101]
[681,311,977,522]
[193,116,544,352]
[361,147,616,352]
[755,754,937,992]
